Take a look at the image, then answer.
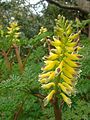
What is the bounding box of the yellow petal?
[66,28,72,36]
[69,31,81,41]
[62,82,73,91]
[66,46,74,52]
[58,83,71,96]
[43,90,56,106]
[55,46,62,55]
[41,82,55,89]
[66,41,77,47]
[42,61,57,71]
[62,82,76,95]
[63,68,74,79]
[60,93,72,107]
[64,58,79,68]
[50,37,62,46]
[48,71,55,80]
[63,62,76,75]
[47,52,58,60]
[65,53,81,60]
[39,71,52,79]
[38,79,47,84]
[60,73,73,85]
[55,61,63,76]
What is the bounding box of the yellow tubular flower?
[41,61,56,71]
[58,83,71,96]
[63,62,76,75]
[69,31,81,41]
[64,58,79,68]
[65,53,82,61]
[39,71,52,79]
[48,71,55,80]
[44,90,56,106]
[55,61,63,76]
[55,46,62,54]
[63,68,74,79]
[60,73,74,85]
[62,82,76,95]
[46,52,58,60]
[50,37,62,46]
[38,27,47,35]
[41,82,55,89]
[66,41,77,47]
[60,93,72,107]
[38,79,47,84]
[66,46,74,52]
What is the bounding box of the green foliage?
[0,13,90,120]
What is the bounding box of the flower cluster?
[7,21,20,43]
[38,26,47,35]
[38,15,82,107]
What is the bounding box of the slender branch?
[23,48,30,67]
[6,46,12,56]
[59,100,64,115]
[14,97,27,120]
[45,0,89,14]
[1,50,11,71]
[13,44,24,73]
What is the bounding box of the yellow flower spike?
[60,93,72,107]
[43,90,56,106]
[38,27,47,35]
[6,21,20,43]
[41,82,55,89]
[55,61,63,76]
[58,83,71,96]
[39,15,82,108]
